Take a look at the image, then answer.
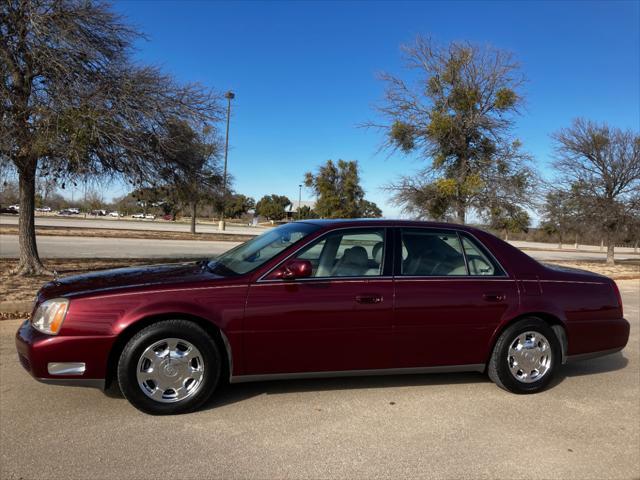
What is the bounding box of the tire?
[117,319,221,415]
[488,317,561,394]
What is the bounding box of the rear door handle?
[355,294,383,304]
[483,293,506,302]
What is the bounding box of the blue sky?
[101,0,640,217]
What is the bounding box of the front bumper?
[15,320,111,389]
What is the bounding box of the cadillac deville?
[16,220,629,414]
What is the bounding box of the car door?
[393,228,519,368]
[242,227,394,376]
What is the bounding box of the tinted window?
[294,229,385,277]
[461,235,503,276]
[401,229,467,276]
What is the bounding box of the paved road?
[1,234,637,262]
[1,281,638,479]
[0,214,267,235]
[0,235,240,259]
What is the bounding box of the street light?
[297,184,302,220]
[219,90,235,231]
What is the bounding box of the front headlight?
[31,298,69,335]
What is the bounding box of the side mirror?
[269,259,313,280]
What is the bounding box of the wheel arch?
[486,312,568,367]
[105,312,232,390]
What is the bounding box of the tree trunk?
[574,233,579,250]
[606,234,615,266]
[12,161,51,276]
[190,201,197,234]
[455,200,466,224]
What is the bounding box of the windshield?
[208,222,321,276]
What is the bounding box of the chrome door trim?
[229,363,485,383]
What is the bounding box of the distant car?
[108,211,121,218]
[162,214,174,221]
[90,209,107,216]
[58,208,80,216]
[131,213,145,219]
[15,219,630,415]
[36,206,52,212]
[144,214,156,220]
[8,204,20,211]
[0,206,19,214]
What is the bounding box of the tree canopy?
[0,0,223,274]
[373,36,536,224]
[304,159,382,218]
[255,194,291,221]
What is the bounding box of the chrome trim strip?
[539,280,607,285]
[394,277,515,282]
[253,277,394,286]
[36,377,105,389]
[219,330,234,382]
[229,364,485,383]
[47,362,86,375]
[566,347,623,363]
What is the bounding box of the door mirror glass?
[268,259,313,280]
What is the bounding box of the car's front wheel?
[117,320,220,414]
[488,318,561,394]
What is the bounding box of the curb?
[0,301,32,313]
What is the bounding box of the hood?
[37,261,222,301]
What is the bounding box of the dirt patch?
[0,225,253,242]
[544,259,640,280]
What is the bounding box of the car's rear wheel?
[488,318,561,394]
[117,320,220,414]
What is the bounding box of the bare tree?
[153,120,223,234]
[552,119,640,264]
[370,36,536,223]
[0,0,223,275]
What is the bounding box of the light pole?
[297,184,302,220]
[219,90,235,231]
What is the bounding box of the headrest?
[372,242,384,264]
[342,246,368,267]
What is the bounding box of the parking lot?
[0,280,638,480]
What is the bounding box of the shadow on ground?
[204,352,629,410]
[102,352,628,410]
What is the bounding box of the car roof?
[295,218,480,232]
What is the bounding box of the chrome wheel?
[136,338,205,403]
[507,331,552,383]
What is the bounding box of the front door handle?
[483,293,506,302]
[355,294,383,304]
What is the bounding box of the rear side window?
[401,229,467,276]
[460,235,504,276]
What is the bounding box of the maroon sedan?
[16,220,629,414]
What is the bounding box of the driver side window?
[295,229,385,278]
